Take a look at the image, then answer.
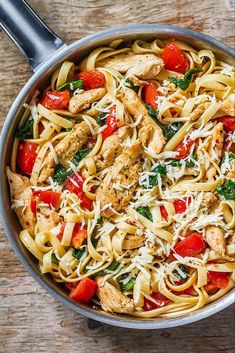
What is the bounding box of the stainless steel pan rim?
[0,22,234,329]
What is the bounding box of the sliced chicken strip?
[205,122,224,181]
[215,99,235,118]
[6,167,36,235]
[122,234,145,250]
[97,141,143,217]
[36,121,91,184]
[94,126,130,172]
[202,192,218,210]
[98,52,164,85]
[69,87,107,113]
[36,206,60,233]
[189,102,210,121]
[118,86,166,153]
[96,277,135,314]
[205,225,226,256]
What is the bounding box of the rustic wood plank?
[0,1,234,352]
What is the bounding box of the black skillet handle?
[0,0,66,71]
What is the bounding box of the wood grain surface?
[0,1,235,352]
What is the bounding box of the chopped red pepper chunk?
[143,292,171,311]
[173,197,191,214]
[69,278,97,303]
[174,232,206,258]
[161,42,188,74]
[17,141,37,176]
[76,70,105,90]
[102,105,118,140]
[207,271,229,289]
[41,90,70,110]
[64,173,93,210]
[213,116,235,134]
[58,222,87,248]
[174,138,197,160]
[30,190,61,213]
[143,82,158,110]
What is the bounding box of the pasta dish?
[7,38,235,318]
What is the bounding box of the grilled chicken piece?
[36,121,91,184]
[205,123,225,181]
[69,88,107,113]
[205,225,226,256]
[202,192,218,210]
[122,234,145,250]
[94,126,130,172]
[98,52,164,85]
[228,233,235,245]
[36,206,60,233]
[118,87,166,153]
[7,167,36,235]
[189,102,210,121]
[215,99,235,117]
[227,161,235,179]
[97,141,143,217]
[96,277,135,314]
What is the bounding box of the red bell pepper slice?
[30,190,61,213]
[213,116,235,134]
[41,90,70,110]
[174,138,197,160]
[173,197,191,214]
[161,42,188,74]
[76,70,105,90]
[174,232,206,257]
[69,278,97,303]
[64,173,93,211]
[143,292,171,311]
[102,105,118,140]
[207,271,229,289]
[58,222,87,248]
[143,82,158,110]
[17,141,37,175]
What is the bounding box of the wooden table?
[0,1,234,352]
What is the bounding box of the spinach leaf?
[16,119,34,140]
[96,260,121,276]
[54,164,72,184]
[220,152,235,167]
[169,155,197,168]
[146,164,167,188]
[164,122,183,140]
[120,275,135,291]
[73,148,92,166]
[91,217,103,247]
[97,111,108,126]
[145,103,183,141]
[72,248,86,260]
[51,253,59,264]
[58,79,83,91]
[169,67,202,90]
[173,264,189,281]
[216,180,235,200]
[137,206,153,222]
[125,78,139,93]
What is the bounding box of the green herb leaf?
[58,79,83,91]
[173,264,189,281]
[72,248,86,260]
[51,253,59,264]
[120,275,135,291]
[16,119,34,140]
[96,260,121,276]
[137,206,153,222]
[169,154,197,168]
[220,152,235,167]
[169,67,202,90]
[91,217,103,247]
[54,164,72,184]
[97,111,107,126]
[216,180,235,200]
[147,164,167,188]
[125,79,139,93]
[73,148,92,166]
